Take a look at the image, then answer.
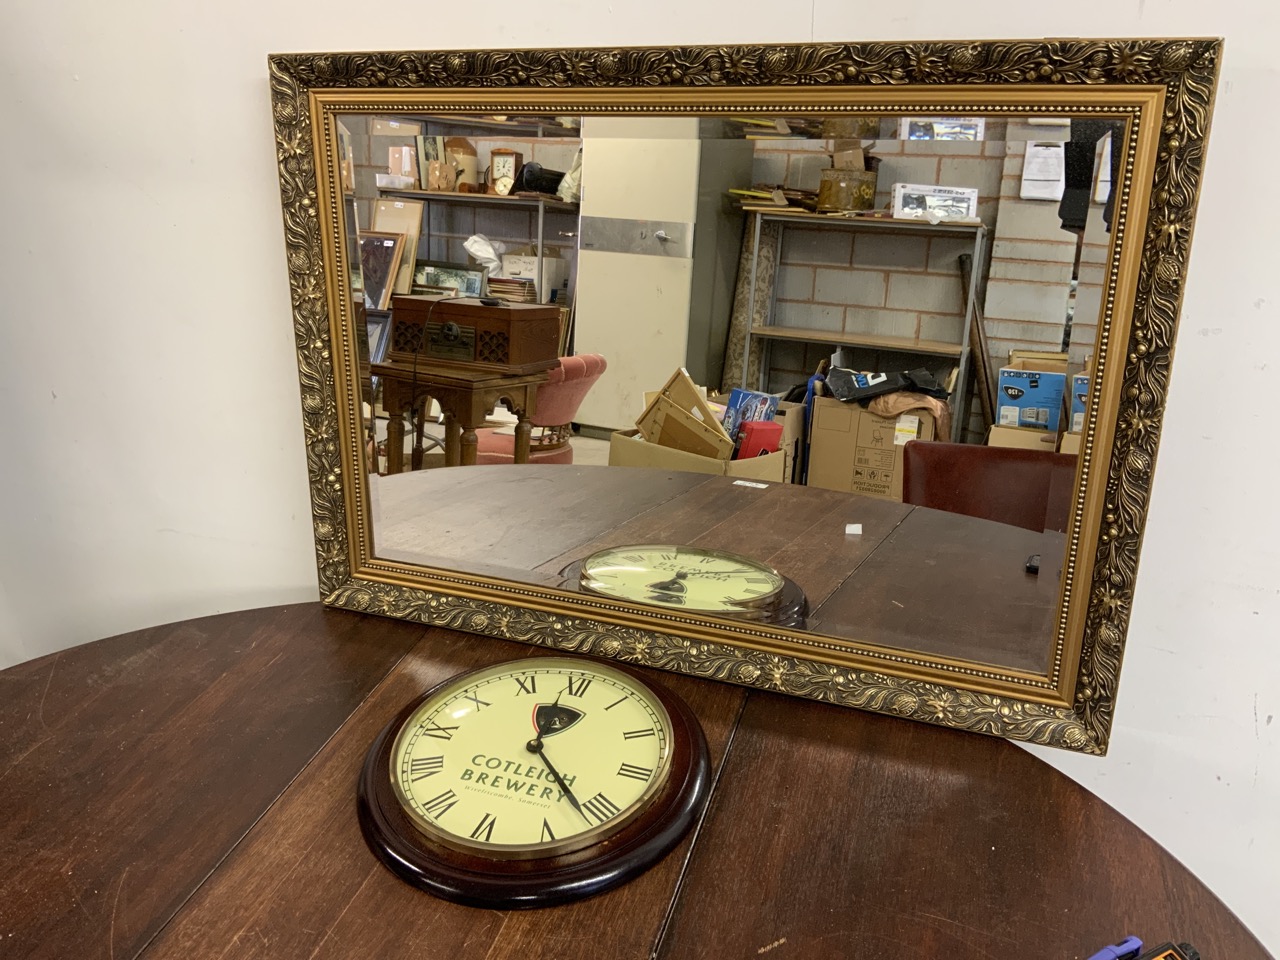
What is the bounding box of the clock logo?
[533,702,584,738]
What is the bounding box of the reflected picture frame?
[365,312,391,394]
[367,314,391,366]
[357,230,405,310]
[898,116,987,141]
[412,259,488,298]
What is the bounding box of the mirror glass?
[339,108,1121,678]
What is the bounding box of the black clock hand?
[526,737,589,822]
[647,570,688,593]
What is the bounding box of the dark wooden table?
[0,605,1269,960]
[373,466,1063,672]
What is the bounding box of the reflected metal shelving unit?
[377,188,580,302]
[739,206,987,443]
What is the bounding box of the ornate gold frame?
[268,39,1221,754]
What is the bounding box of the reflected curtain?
[719,216,780,393]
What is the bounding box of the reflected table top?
[371,465,1066,673]
[0,604,1269,960]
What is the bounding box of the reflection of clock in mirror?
[576,544,807,626]
[357,656,710,908]
[489,147,522,196]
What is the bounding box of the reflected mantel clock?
[489,148,522,196]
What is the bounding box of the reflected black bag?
[825,366,948,404]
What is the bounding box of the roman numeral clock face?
[357,657,710,908]
[578,544,792,620]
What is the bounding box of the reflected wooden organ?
[388,295,561,375]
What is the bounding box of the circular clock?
[493,174,516,196]
[357,656,710,908]
[577,544,805,624]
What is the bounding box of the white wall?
[1,0,1276,952]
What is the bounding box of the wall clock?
[357,656,710,908]
[577,544,808,626]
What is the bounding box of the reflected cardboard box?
[707,394,806,483]
[988,424,1061,452]
[626,367,804,481]
[615,385,803,484]
[1069,371,1090,433]
[996,350,1069,433]
[607,429,787,483]
[1058,366,1092,456]
[806,397,938,501]
[502,252,568,304]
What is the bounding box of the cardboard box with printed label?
[996,351,1069,432]
[988,425,1061,452]
[636,370,734,461]
[1069,372,1090,434]
[707,394,806,483]
[806,397,937,501]
[607,430,786,483]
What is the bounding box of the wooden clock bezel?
[356,657,712,908]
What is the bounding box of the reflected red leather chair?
[901,441,1079,532]
[475,354,607,465]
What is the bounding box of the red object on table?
[734,419,783,460]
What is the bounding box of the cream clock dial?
[579,544,786,615]
[358,655,711,908]
[489,148,522,195]
[391,658,671,856]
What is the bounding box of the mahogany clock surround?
[357,657,711,908]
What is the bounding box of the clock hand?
[647,570,688,593]
[526,736,589,822]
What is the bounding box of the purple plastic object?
[1086,936,1144,960]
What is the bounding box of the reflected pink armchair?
[475,354,608,465]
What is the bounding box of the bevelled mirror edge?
[268,39,1223,755]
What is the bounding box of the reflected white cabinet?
[573,119,753,431]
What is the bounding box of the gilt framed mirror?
[269,39,1221,754]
